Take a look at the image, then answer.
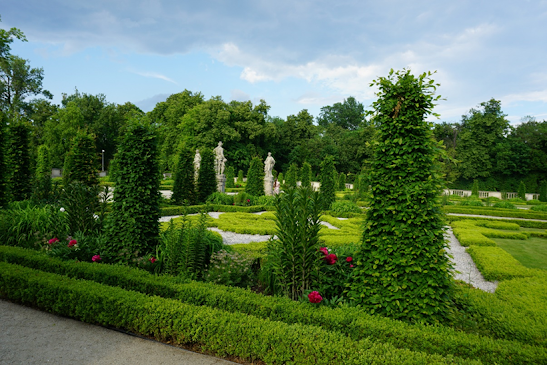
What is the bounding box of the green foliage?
[319,155,337,210]
[518,181,526,200]
[107,120,160,261]
[460,197,483,206]
[466,246,538,281]
[330,200,362,214]
[196,149,216,203]
[7,122,32,201]
[46,231,107,263]
[300,161,311,188]
[493,201,516,209]
[61,182,101,235]
[0,111,8,207]
[206,192,234,205]
[348,70,453,323]
[277,172,284,185]
[225,165,235,188]
[285,162,298,188]
[245,156,264,196]
[338,172,347,190]
[530,204,547,212]
[171,147,195,205]
[471,179,479,197]
[205,249,256,288]
[268,187,322,300]
[526,199,542,205]
[316,243,359,303]
[539,181,547,202]
[32,144,52,202]
[2,248,546,364]
[63,130,98,187]
[237,169,244,183]
[159,214,222,279]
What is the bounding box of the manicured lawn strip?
[448,215,547,229]
[465,246,541,281]
[1,246,544,364]
[443,206,547,220]
[493,237,547,270]
[0,262,472,365]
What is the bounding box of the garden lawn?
[493,236,547,270]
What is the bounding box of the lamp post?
[101,150,105,172]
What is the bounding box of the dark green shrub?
[234,191,258,206]
[61,182,101,235]
[32,145,52,203]
[471,179,479,197]
[7,122,32,201]
[205,249,256,288]
[107,120,160,261]
[530,204,547,212]
[46,231,107,262]
[460,198,483,206]
[518,181,526,201]
[171,147,195,205]
[330,200,362,214]
[316,243,359,304]
[196,149,216,203]
[277,172,284,185]
[300,162,311,188]
[268,187,322,300]
[493,201,516,209]
[0,111,8,208]
[526,199,542,205]
[539,181,547,202]
[206,192,234,206]
[338,173,347,191]
[348,70,453,323]
[245,156,264,196]
[225,165,235,188]
[63,130,98,187]
[319,155,336,210]
[237,169,244,183]
[285,162,298,189]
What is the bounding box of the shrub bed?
[443,205,547,220]
[161,205,272,216]
[0,262,466,365]
[465,246,539,281]
[447,216,547,229]
[1,246,545,364]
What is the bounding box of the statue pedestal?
[264,176,274,196]
[216,174,226,193]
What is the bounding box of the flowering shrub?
[68,239,77,248]
[92,254,101,262]
[316,243,359,306]
[308,291,323,303]
[45,233,107,263]
[149,256,157,263]
[48,237,60,245]
[205,249,256,288]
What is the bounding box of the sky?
[2,1,547,124]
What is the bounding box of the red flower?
[247,199,250,203]
[48,237,59,245]
[350,264,354,268]
[68,239,77,247]
[92,255,101,262]
[149,257,157,263]
[308,291,322,303]
[319,247,329,256]
[346,256,353,262]
[325,253,338,265]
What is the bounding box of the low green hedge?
[466,246,538,281]
[451,221,528,241]
[1,246,545,364]
[447,215,547,229]
[444,205,547,220]
[452,230,497,246]
[1,262,465,365]
[161,205,272,216]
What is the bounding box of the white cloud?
[230,89,250,101]
[130,70,177,84]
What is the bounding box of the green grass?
[493,236,547,270]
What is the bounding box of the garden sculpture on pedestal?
[264,152,276,196]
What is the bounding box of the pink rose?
[68,239,77,247]
[325,253,338,265]
[92,255,101,262]
[48,237,59,245]
[308,291,322,303]
[346,256,353,262]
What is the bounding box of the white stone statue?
[193,149,201,181]
[264,152,275,178]
[214,141,226,175]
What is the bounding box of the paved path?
[0,299,235,365]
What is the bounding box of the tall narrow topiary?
[237,169,244,184]
[285,163,299,189]
[7,122,32,201]
[518,181,526,201]
[107,120,161,261]
[245,156,264,196]
[277,172,284,185]
[0,112,8,208]
[471,179,479,197]
[33,144,52,202]
[300,162,312,188]
[63,130,98,187]
[196,149,216,203]
[319,155,336,210]
[226,166,235,188]
[172,147,195,205]
[348,70,452,323]
[339,173,347,191]
[539,181,547,202]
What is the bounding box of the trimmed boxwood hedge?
[465,246,540,281]
[1,246,546,364]
[0,261,473,365]
[447,215,547,229]
[444,205,547,220]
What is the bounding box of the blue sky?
[2,1,547,124]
